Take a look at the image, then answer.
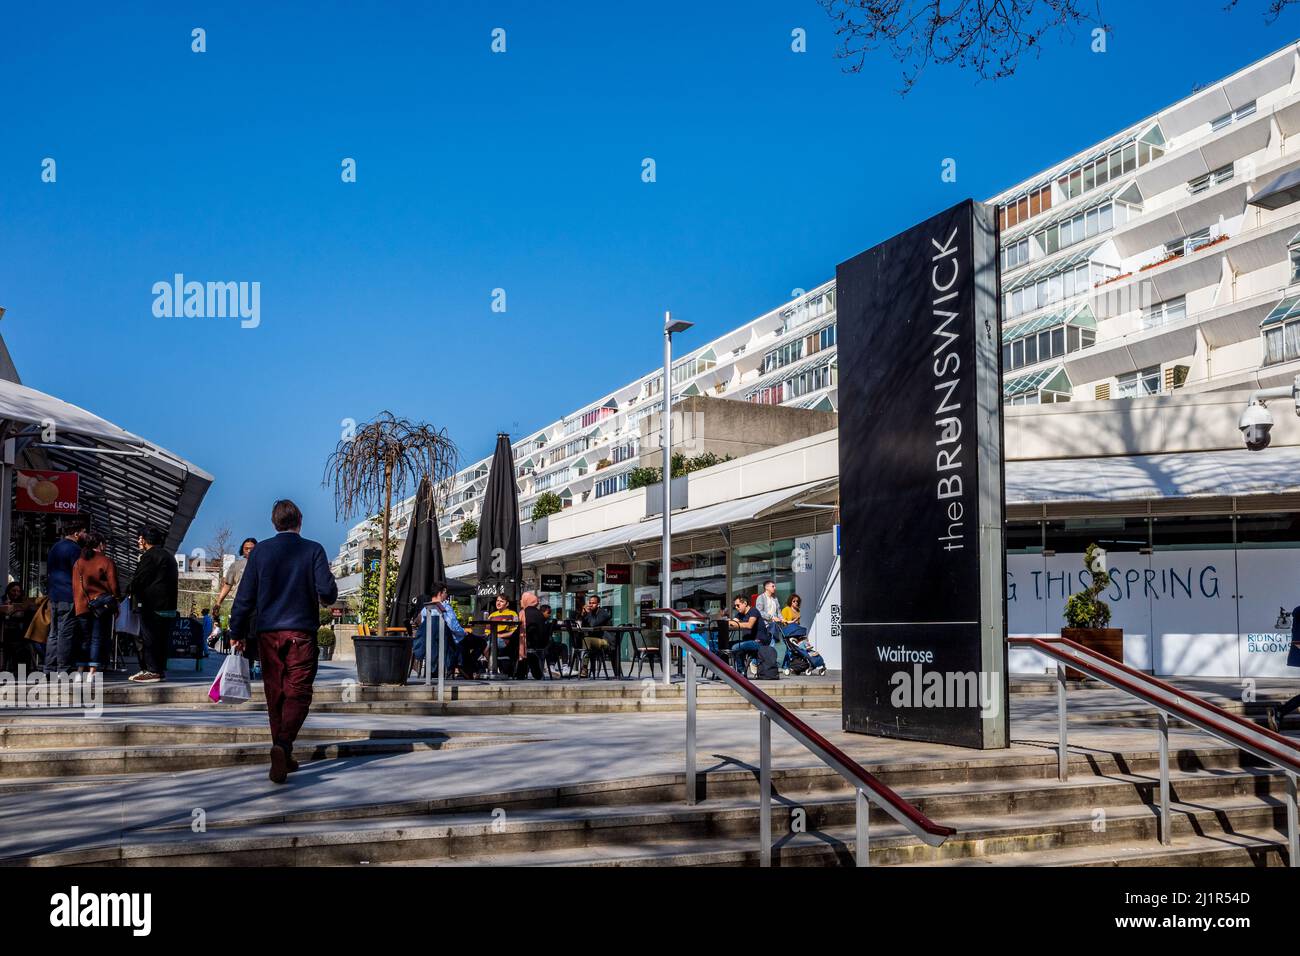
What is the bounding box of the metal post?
[424,612,432,687]
[437,615,445,703]
[1286,771,1298,868]
[661,315,673,686]
[856,788,870,867]
[0,436,12,594]
[1056,662,1068,782]
[488,618,496,676]
[1157,710,1171,846]
[759,712,771,868]
[685,642,696,805]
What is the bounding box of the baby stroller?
[780,629,826,676]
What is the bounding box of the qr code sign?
[830,604,841,638]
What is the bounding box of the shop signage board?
[835,199,1008,749]
[15,469,78,513]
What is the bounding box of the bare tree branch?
[819,0,1102,93]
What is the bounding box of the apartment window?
[1262,295,1300,365]
[1164,228,1212,259]
[1291,242,1300,283]
[1141,296,1187,330]
[1188,163,1233,195]
[1000,185,1052,230]
[1116,365,1161,399]
[1057,126,1164,202]
[1003,237,1030,270]
[672,353,716,386]
[1210,100,1256,132]
[747,384,783,405]
[763,340,804,374]
[595,473,630,498]
[1005,261,1096,319]
[782,290,834,334]
[1001,310,1094,372]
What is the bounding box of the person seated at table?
[539,603,567,668]
[488,595,519,675]
[781,594,808,640]
[578,594,617,676]
[514,591,547,680]
[727,594,768,675]
[413,584,473,677]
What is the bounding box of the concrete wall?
[1003,388,1300,460]
[638,395,836,470]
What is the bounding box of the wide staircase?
[0,624,1296,867]
[1,732,1292,866]
[95,675,844,716]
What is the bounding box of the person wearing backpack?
[72,533,120,677]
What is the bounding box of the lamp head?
[665,311,692,335]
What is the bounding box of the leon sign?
[15,470,79,513]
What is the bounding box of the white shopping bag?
[208,653,252,704]
[115,602,142,636]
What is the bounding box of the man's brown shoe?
[269,745,289,784]
[287,755,300,773]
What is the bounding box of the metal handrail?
[1011,635,1299,865]
[649,608,953,866]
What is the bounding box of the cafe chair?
[631,627,662,679]
[587,642,615,679]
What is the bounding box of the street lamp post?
[662,311,692,684]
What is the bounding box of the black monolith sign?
[835,199,1009,749]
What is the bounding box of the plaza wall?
[1008,546,1298,678]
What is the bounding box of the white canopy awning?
[0,378,213,572]
[444,479,835,579]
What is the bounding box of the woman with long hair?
[72,532,120,676]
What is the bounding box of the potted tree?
[1062,543,1123,680]
[323,411,457,685]
[317,626,336,661]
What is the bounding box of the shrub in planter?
[1062,543,1123,678]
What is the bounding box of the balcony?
[1133,90,1298,197]
[1094,205,1300,319]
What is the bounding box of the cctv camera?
[1239,401,1274,451]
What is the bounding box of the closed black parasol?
[388,477,456,630]
[475,432,523,616]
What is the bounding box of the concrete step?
[12,779,1290,867]
[7,736,1291,867]
[0,731,526,778]
[96,678,844,707]
[380,827,1291,868]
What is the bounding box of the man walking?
[229,500,338,784]
[127,526,178,683]
[45,521,84,674]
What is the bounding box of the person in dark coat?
[229,499,338,784]
[1266,605,1300,731]
[126,525,178,683]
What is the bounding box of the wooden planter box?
[1060,627,1123,681]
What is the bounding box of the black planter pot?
[354,635,410,685]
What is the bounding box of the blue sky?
[0,1,1295,555]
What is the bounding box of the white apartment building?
[336,41,1300,577]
